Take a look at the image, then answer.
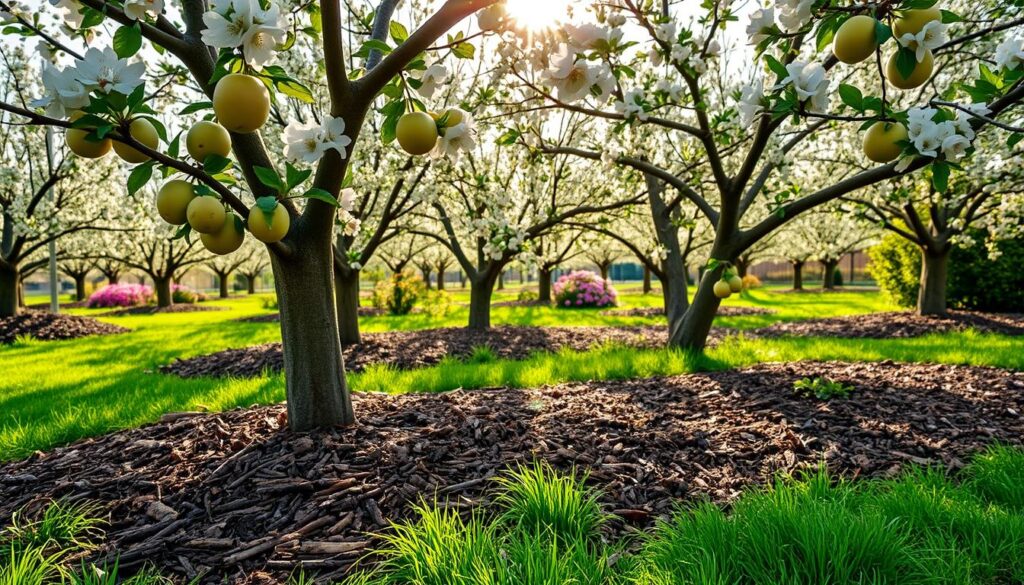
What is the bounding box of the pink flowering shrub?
[554,271,618,309]
[87,284,154,308]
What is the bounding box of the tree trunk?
[420,267,432,289]
[218,272,230,298]
[17,275,25,309]
[247,275,257,294]
[538,268,553,303]
[73,274,87,302]
[669,264,724,351]
[335,269,361,345]
[0,264,19,318]
[497,272,505,290]
[643,265,652,294]
[822,260,838,291]
[792,260,804,291]
[436,264,445,290]
[734,259,749,278]
[468,269,499,330]
[460,272,467,288]
[153,276,174,307]
[599,263,610,281]
[917,247,950,316]
[647,174,690,338]
[104,271,120,285]
[272,244,354,431]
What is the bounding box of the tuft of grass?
[493,461,604,543]
[467,345,498,364]
[10,334,39,348]
[4,499,104,552]
[963,443,1024,511]
[0,543,63,585]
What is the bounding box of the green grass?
[342,447,1024,585]
[0,288,1007,461]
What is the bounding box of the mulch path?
[755,311,1024,339]
[600,306,774,318]
[0,311,129,344]
[2,361,1021,583]
[97,304,227,317]
[161,326,669,379]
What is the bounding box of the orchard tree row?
[0,0,1022,429]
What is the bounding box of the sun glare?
[505,0,574,31]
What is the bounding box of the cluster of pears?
[66,112,160,163]
[395,109,463,156]
[713,271,745,299]
[832,7,943,164]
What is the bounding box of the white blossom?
[123,0,163,21]
[778,61,829,112]
[73,47,145,95]
[738,79,764,126]
[941,134,971,161]
[282,121,325,163]
[747,6,775,44]
[416,64,448,98]
[898,20,948,62]
[776,0,813,33]
[995,36,1024,70]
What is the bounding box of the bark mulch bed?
[97,304,227,317]
[0,311,129,344]
[600,306,774,318]
[2,361,1021,583]
[754,311,1024,339]
[161,325,669,379]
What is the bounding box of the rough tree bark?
[917,247,950,316]
[642,265,652,294]
[70,273,88,301]
[647,175,690,336]
[792,260,804,291]
[436,264,446,290]
[246,275,257,294]
[215,271,231,298]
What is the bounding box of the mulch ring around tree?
[753,310,1024,339]
[0,311,129,344]
[2,361,1021,583]
[600,306,775,318]
[96,304,228,317]
[161,325,670,379]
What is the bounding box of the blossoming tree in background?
[486,0,1024,350]
[771,203,880,290]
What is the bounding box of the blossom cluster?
[282,117,352,164]
[896,104,988,169]
[36,48,145,118]
[87,283,153,308]
[202,0,287,68]
[554,270,618,308]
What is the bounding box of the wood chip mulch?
[2,361,1021,583]
[97,304,226,317]
[755,310,1024,339]
[161,325,670,379]
[0,311,128,344]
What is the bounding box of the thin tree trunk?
[103,271,120,285]
[436,264,445,290]
[917,247,950,316]
[822,260,839,290]
[599,263,610,281]
[420,267,432,289]
[272,246,354,430]
[792,260,804,291]
[247,275,257,294]
[497,272,505,290]
[0,264,19,318]
[154,276,174,308]
[642,265,652,294]
[468,269,499,330]
[538,268,553,303]
[218,272,230,298]
[647,174,690,339]
[335,268,361,345]
[734,259,749,278]
[73,274,87,302]
[17,275,25,309]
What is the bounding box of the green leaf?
[203,154,233,174]
[451,41,476,60]
[895,47,918,80]
[940,9,960,23]
[303,187,339,207]
[496,129,521,146]
[837,84,864,111]
[285,163,312,191]
[255,196,279,229]
[126,163,153,196]
[931,161,950,192]
[253,166,285,193]
[172,223,193,243]
[763,54,789,82]
[389,21,409,43]
[873,20,892,45]
[179,101,213,115]
[113,23,142,58]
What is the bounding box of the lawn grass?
[0,287,1001,461]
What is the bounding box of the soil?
[2,361,1021,583]
[600,306,774,318]
[755,311,1024,339]
[161,326,669,379]
[0,311,129,344]
[97,304,227,317]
